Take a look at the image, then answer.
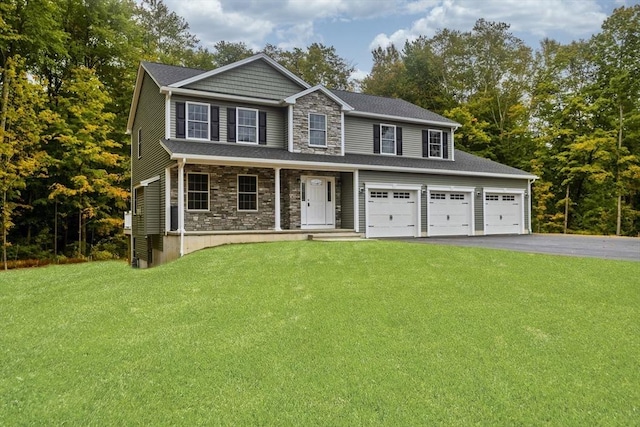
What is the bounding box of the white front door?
[301,177,334,228]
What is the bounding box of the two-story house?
[126,53,536,268]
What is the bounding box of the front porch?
[153,228,362,266]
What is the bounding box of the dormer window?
[187,102,210,140]
[309,113,326,147]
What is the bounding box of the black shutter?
[373,124,380,154]
[443,132,449,159]
[227,108,236,142]
[210,106,219,141]
[422,130,429,157]
[396,127,403,156]
[258,111,267,145]
[176,102,185,138]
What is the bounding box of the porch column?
[274,167,281,231]
[178,159,185,256]
[353,169,359,232]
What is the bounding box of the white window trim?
[237,174,258,212]
[236,107,259,145]
[380,124,396,155]
[428,129,443,159]
[308,113,327,147]
[186,172,210,212]
[137,128,142,159]
[186,101,210,141]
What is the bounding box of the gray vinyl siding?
[184,60,304,99]
[131,72,170,250]
[344,115,455,160]
[170,96,286,149]
[340,172,354,229]
[357,170,529,234]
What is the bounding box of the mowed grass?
[1,241,639,425]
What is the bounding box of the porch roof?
[160,139,536,180]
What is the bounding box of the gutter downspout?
[528,178,536,234]
[178,158,186,256]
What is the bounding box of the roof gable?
[284,85,354,111]
[183,58,307,100]
[170,53,309,91]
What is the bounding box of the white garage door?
[367,190,418,238]
[428,191,472,236]
[484,193,522,235]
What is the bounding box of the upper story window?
[187,102,210,140]
[429,130,443,158]
[137,128,142,159]
[374,124,402,156]
[237,108,258,143]
[381,125,396,155]
[187,173,209,211]
[309,113,326,147]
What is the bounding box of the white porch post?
[274,167,282,231]
[353,169,359,232]
[178,158,185,256]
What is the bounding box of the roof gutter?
[159,143,536,180]
[346,110,461,129]
[159,86,282,106]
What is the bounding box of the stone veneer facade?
[171,166,342,231]
[291,91,342,155]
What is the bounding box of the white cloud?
[369,0,609,51]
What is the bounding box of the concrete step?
[308,232,365,241]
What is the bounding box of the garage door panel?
[367,190,418,238]
[428,191,472,236]
[484,193,522,235]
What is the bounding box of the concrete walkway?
[392,234,640,262]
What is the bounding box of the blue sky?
[165,0,634,79]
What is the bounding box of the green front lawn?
[1,241,638,425]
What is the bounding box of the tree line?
[1,1,638,268]
[361,10,640,236]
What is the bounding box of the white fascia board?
[428,185,476,193]
[483,187,526,194]
[284,85,354,111]
[126,64,150,134]
[160,86,282,106]
[158,145,536,180]
[347,110,461,128]
[168,53,311,90]
[364,182,422,191]
[140,175,160,186]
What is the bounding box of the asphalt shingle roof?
[141,61,459,126]
[331,89,459,125]
[141,61,205,87]
[161,139,534,178]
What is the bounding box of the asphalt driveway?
[393,234,640,261]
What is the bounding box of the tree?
[136,0,198,65]
[361,45,406,98]
[279,43,354,90]
[591,5,640,235]
[49,67,127,257]
[213,41,254,67]
[0,57,52,269]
